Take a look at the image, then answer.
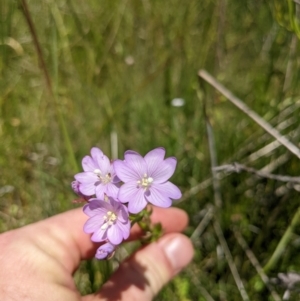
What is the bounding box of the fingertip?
[157,233,194,276]
[151,206,189,232]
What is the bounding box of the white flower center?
[101,211,117,230]
[94,169,111,184]
[137,173,153,190]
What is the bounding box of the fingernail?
[158,234,194,274]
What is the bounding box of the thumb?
[83,233,194,301]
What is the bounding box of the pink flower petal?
[116,220,131,240]
[154,181,182,200]
[97,156,111,175]
[83,200,111,216]
[151,157,177,183]
[91,227,107,242]
[82,155,96,172]
[124,151,147,177]
[117,182,140,203]
[74,172,97,183]
[111,172,121,184]
[83,214,105,233]
[91,147,104,162]
[105,183,120,198]
[79,182,97,196]
[144,147,166,175]
[114,203,129,223]
[95,183,108,199]
[114,160,140,182]
[127,192,148,213]
[107,224,123,245]
[145,186,172,208]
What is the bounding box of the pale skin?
[0,207,194,301]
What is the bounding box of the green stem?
[263,206,300,273]
[130,208,162,243]
[288,0,300,39]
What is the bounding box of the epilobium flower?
[71,180,82,195]
[74,147,120,199]
[95,242,116,260]
[83,197,130,245]
[113,147,182,213]
[71,180,91,202]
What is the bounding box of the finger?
[17,206,188,272]
[83,233,194,301]
[128,206,189,240]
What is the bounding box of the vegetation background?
[1,0,300,300]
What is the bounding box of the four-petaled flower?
[83,197,130,245]
[74,147,120,199]
[113,147,182,213]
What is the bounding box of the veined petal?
[74,172,98,183]
[110,164,120,183]
[117,182,140,203]
[91,147,104,162]
[154,181,182,200]
[113,160,140,182]
[104,183,119,198]
[83,214,105,233]
[128,198,148,213]
[91,227,107,242]
[95,183,108,199]
[116,220,131,240]
[124,151,147,177]
[127,190,148,213]
[83,200,112,216]
[79,182,97,196]
[97,155,111,175]
[151,157,177,183]
[115,203,129,222]
[107,224,123,245]
[146,186,172,208]
[144,147,166,175]
[82,155,96,172]
[111,173,121,184]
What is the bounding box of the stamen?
[93,169,112,184]
[101,223,108,230]
[101,211,117,230]
[137,174,154,190]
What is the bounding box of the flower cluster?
[72,147,181,259]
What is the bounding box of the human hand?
[0,207,194,301]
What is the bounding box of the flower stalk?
[263,206,300,273]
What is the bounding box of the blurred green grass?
[2,0,300,300]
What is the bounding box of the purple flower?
[83,197,130,245]
[95,242,116,260]
[113,147,182,213]
[74,147,120,199]
[72,180,82,195]
[71,180,91,201]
